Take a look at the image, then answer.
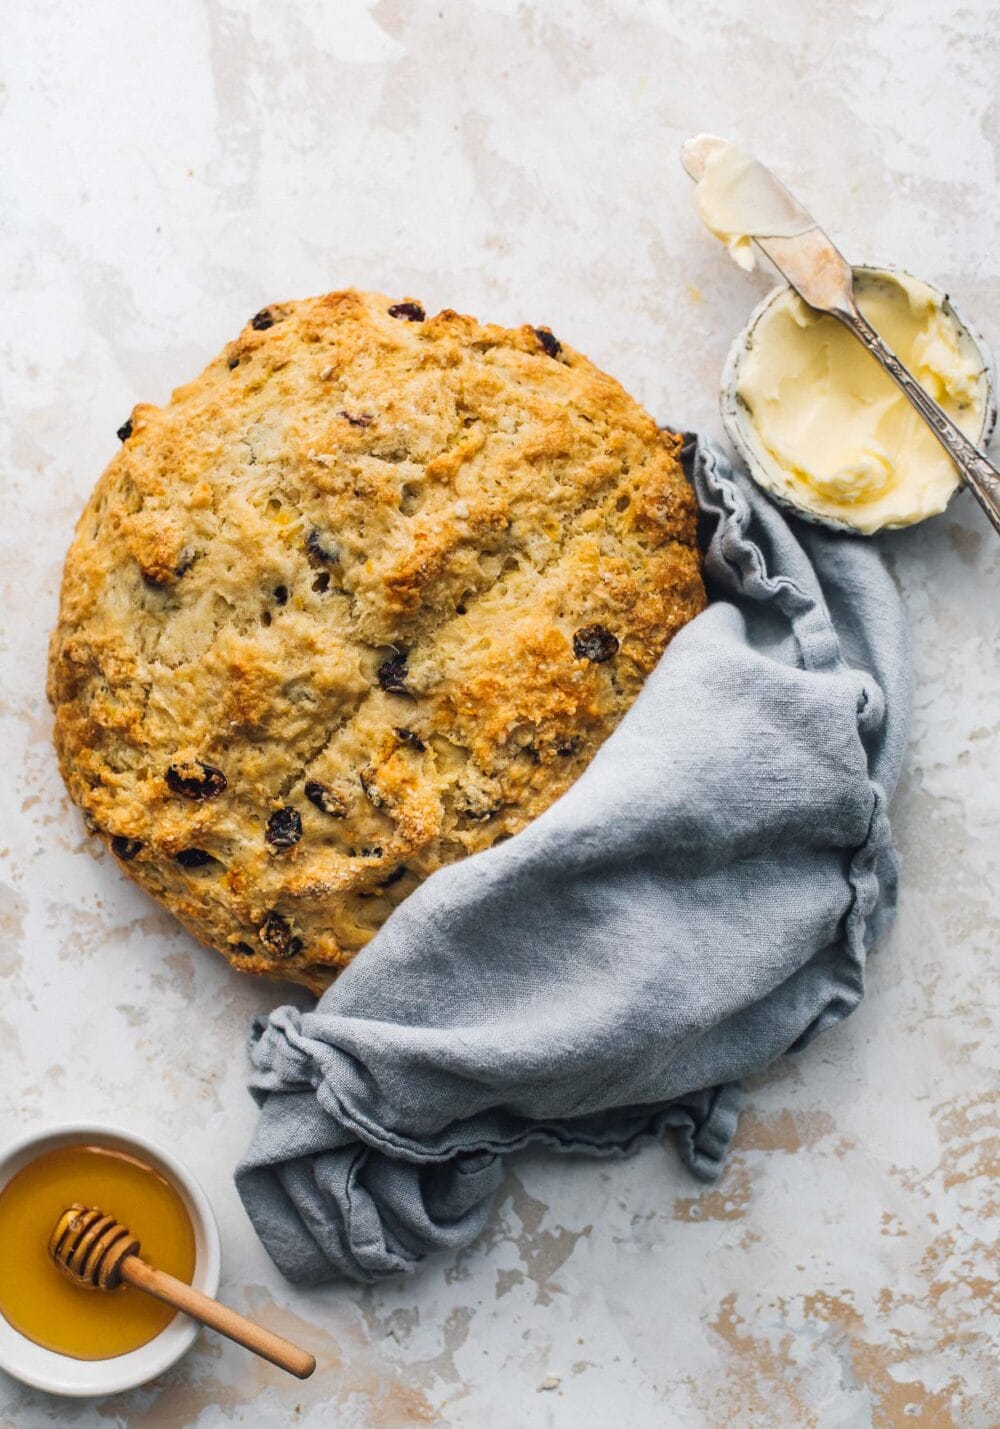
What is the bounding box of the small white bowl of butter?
[721,265,996,534]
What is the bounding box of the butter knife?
[681,135,1000,537]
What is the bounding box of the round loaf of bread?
[48,290,706,991]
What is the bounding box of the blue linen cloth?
[235,439,911,1285]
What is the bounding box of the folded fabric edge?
[237,1083,743,1284]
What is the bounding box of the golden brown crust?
[48,290,705,991]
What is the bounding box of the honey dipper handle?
[120,1256,316,1379]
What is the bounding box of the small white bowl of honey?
[0,1123,221,1397]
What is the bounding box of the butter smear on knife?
[692,141,813,271]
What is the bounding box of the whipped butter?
[693,141,813,271]
[733,270,988,533]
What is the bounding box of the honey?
[0,1144,196,1360]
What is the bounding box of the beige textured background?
[1,1,998,1424]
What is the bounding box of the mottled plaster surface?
[1,2,997,1425]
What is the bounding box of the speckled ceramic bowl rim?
[720,264,998,533]
[0,1122,221,1398]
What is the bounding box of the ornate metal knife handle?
[837,304,1000,538]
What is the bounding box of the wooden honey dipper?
[49,1204,316,1379]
